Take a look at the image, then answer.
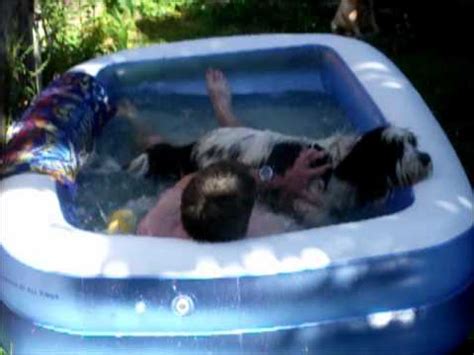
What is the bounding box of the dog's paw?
[125,153,149,177]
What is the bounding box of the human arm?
[251,148,332,204]
[206,68,242,127]
[136,175,193,238]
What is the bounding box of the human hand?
[176,173,195,189]
[279,148,332,204]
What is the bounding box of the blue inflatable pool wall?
[1,35,473,354]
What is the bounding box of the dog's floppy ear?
[334,127,400,203]
[265,142,304,175]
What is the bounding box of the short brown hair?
[181,161,256,242]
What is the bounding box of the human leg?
[206,68,242,127]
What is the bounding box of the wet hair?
[181,161,256,242]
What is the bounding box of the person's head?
[181,161,256,242]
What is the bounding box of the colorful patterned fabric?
[0,72,114,184]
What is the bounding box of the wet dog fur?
[127,125,432,227]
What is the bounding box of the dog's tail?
[125,143,197,179]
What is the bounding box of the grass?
[135,0,332,43]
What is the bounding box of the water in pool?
[73,91,354,233]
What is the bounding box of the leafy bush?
[136,0,331,43]
[5,36,41,115]
[39,0,141,83]
[105,0,192,18]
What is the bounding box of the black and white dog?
[127,125,432,227]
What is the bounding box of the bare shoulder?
[247,204,299,237]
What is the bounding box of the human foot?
[206,68,240,127]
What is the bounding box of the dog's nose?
[419,152,431,166]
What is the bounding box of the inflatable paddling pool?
[1,34,473,354]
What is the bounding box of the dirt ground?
[370,1,473,185]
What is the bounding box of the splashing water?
[72,91,354,232]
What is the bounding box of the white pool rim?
[0,34,472,280]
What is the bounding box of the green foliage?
[193,0,329,34]
[0,343,12,355]
[27,0,334,85]
[4,31,46,117]
[104,0,135,13]
[103,0,192,19]
[40,0,97,80]
[136,0,331,43]
[38,0,141,84]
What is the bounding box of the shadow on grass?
[136,0,332,43]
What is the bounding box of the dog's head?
[334,126,433,202]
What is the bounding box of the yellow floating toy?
[106,209,137,235]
